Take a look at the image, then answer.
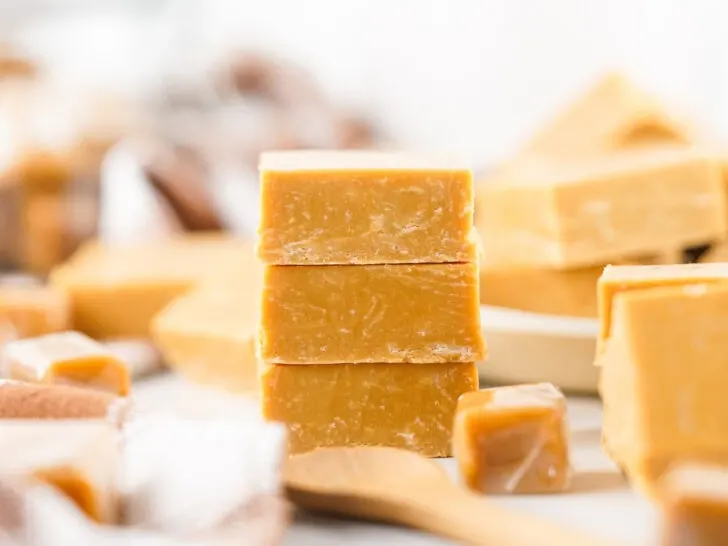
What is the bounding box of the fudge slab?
[152,276,261,394]
[453,383,570,494]
[476,149,725,269]
[50,235,254,339]
[260,362,478,456]
[597,263,728,354]
[660,463,728,546]
[257,150,477,265]
[2,331,130,396]
[0,420,119,523]
[599,282,728,496]
[259,263,485,364]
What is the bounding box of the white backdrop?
[10,0,728,167]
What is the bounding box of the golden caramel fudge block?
[260,263,485,364]
[519,72,690,159]
[476,149,725,269]
[660,463,728,546]
[260,362,479,456]
[453,383,571,494]
[0,420,119,523]
[0,380,123,420]
[257,150,477,265]
[152,276,261,394]
[2,332,130,396]
[597,263,728,355]
[600,283,728,496]
[50,235,254,338]
[0,283,68,339]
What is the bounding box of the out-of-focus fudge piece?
[0,380,123,420]
[2,332,130,396]
[0,283,69,339]
[0,420,119,523]
[699,241,728,263]
[519,72,690,159]
[476,149,725,269]
[260,362,479,456]
[478,251,682,317]
[599,278,728,495]
[257,150,477,265]
[49,235,254,339]
[453,383,570,494]
[597,263,728,354]
[121,414,288,541]
[259,263,485,364]
[660,463,728,546]
[152,274,261,393]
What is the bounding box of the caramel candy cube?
[660,463,728,546]
[476,149,725,269]
[2,332,130,396]
[599,280,728,495]
[261,362,479,456]
[0,283,69,339]
[152,278,261,394]
[453,383,571,494]
[0,420,119,523]
[259,263,485,364]
[257,150,477,265]
[597,263,728,355]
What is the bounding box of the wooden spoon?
[285,446,621,546]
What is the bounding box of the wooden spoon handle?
[398,484,621,546]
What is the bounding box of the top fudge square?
[257,150,477,265]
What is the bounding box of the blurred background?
[1,0,727,274]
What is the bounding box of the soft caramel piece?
[519,72,690,159]
[49,235,254,338]
[0,420,119,523]
[660,463,728,546]
[453,384,570,494]
[597,263,728,354]
[0,283,69,338]
[152,277,261,393]
[599,282,728,496]
[2,332,130,396]
[260,362,479,456]
[257,150,477,265]
[475,149,725,269]
[260,263,485,364]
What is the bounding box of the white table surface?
[135,376,660,546]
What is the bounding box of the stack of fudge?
[476,72,728,318]
[255,150,486,456]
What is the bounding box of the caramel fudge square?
[257,150,477,265]
[476,148,725,268]
[258,262,485,364]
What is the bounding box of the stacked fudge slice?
[256,150,486,456]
